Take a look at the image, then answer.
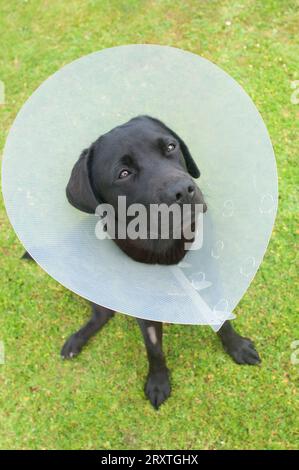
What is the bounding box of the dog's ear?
[66,144,100,214]
[169,128,200,179]
[143,116,200,178]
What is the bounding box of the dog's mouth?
[105,200,207,240]
[97,196,207,264]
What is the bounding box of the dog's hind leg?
[61,302,115,359]
[137,319,171,409]
[21,251,34,261]
[217,320,261,365]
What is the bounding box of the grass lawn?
[0,0,298,450]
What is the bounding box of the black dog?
[24,116,261,409]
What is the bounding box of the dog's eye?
[119,169,131,179]
[166,143,176,152]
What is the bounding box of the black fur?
[23,116,261,409]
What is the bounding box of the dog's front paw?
[224,336,261,365]
[61,334,84,359]
[145,369,171,409]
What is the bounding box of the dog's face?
[90,116,206,212]
[67,115,206,211]
[66,115,207,264]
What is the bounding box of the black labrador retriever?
[24,115,261,409]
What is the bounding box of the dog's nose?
[172,181,195,204]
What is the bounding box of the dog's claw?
[145,370,171,409]
[224,336,261,365]
[61,334,83,359]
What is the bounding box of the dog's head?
[66,115,207,264]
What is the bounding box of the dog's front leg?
[137,319,171,409]
[217,320,261,365]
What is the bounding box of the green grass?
[0,0,298,450]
